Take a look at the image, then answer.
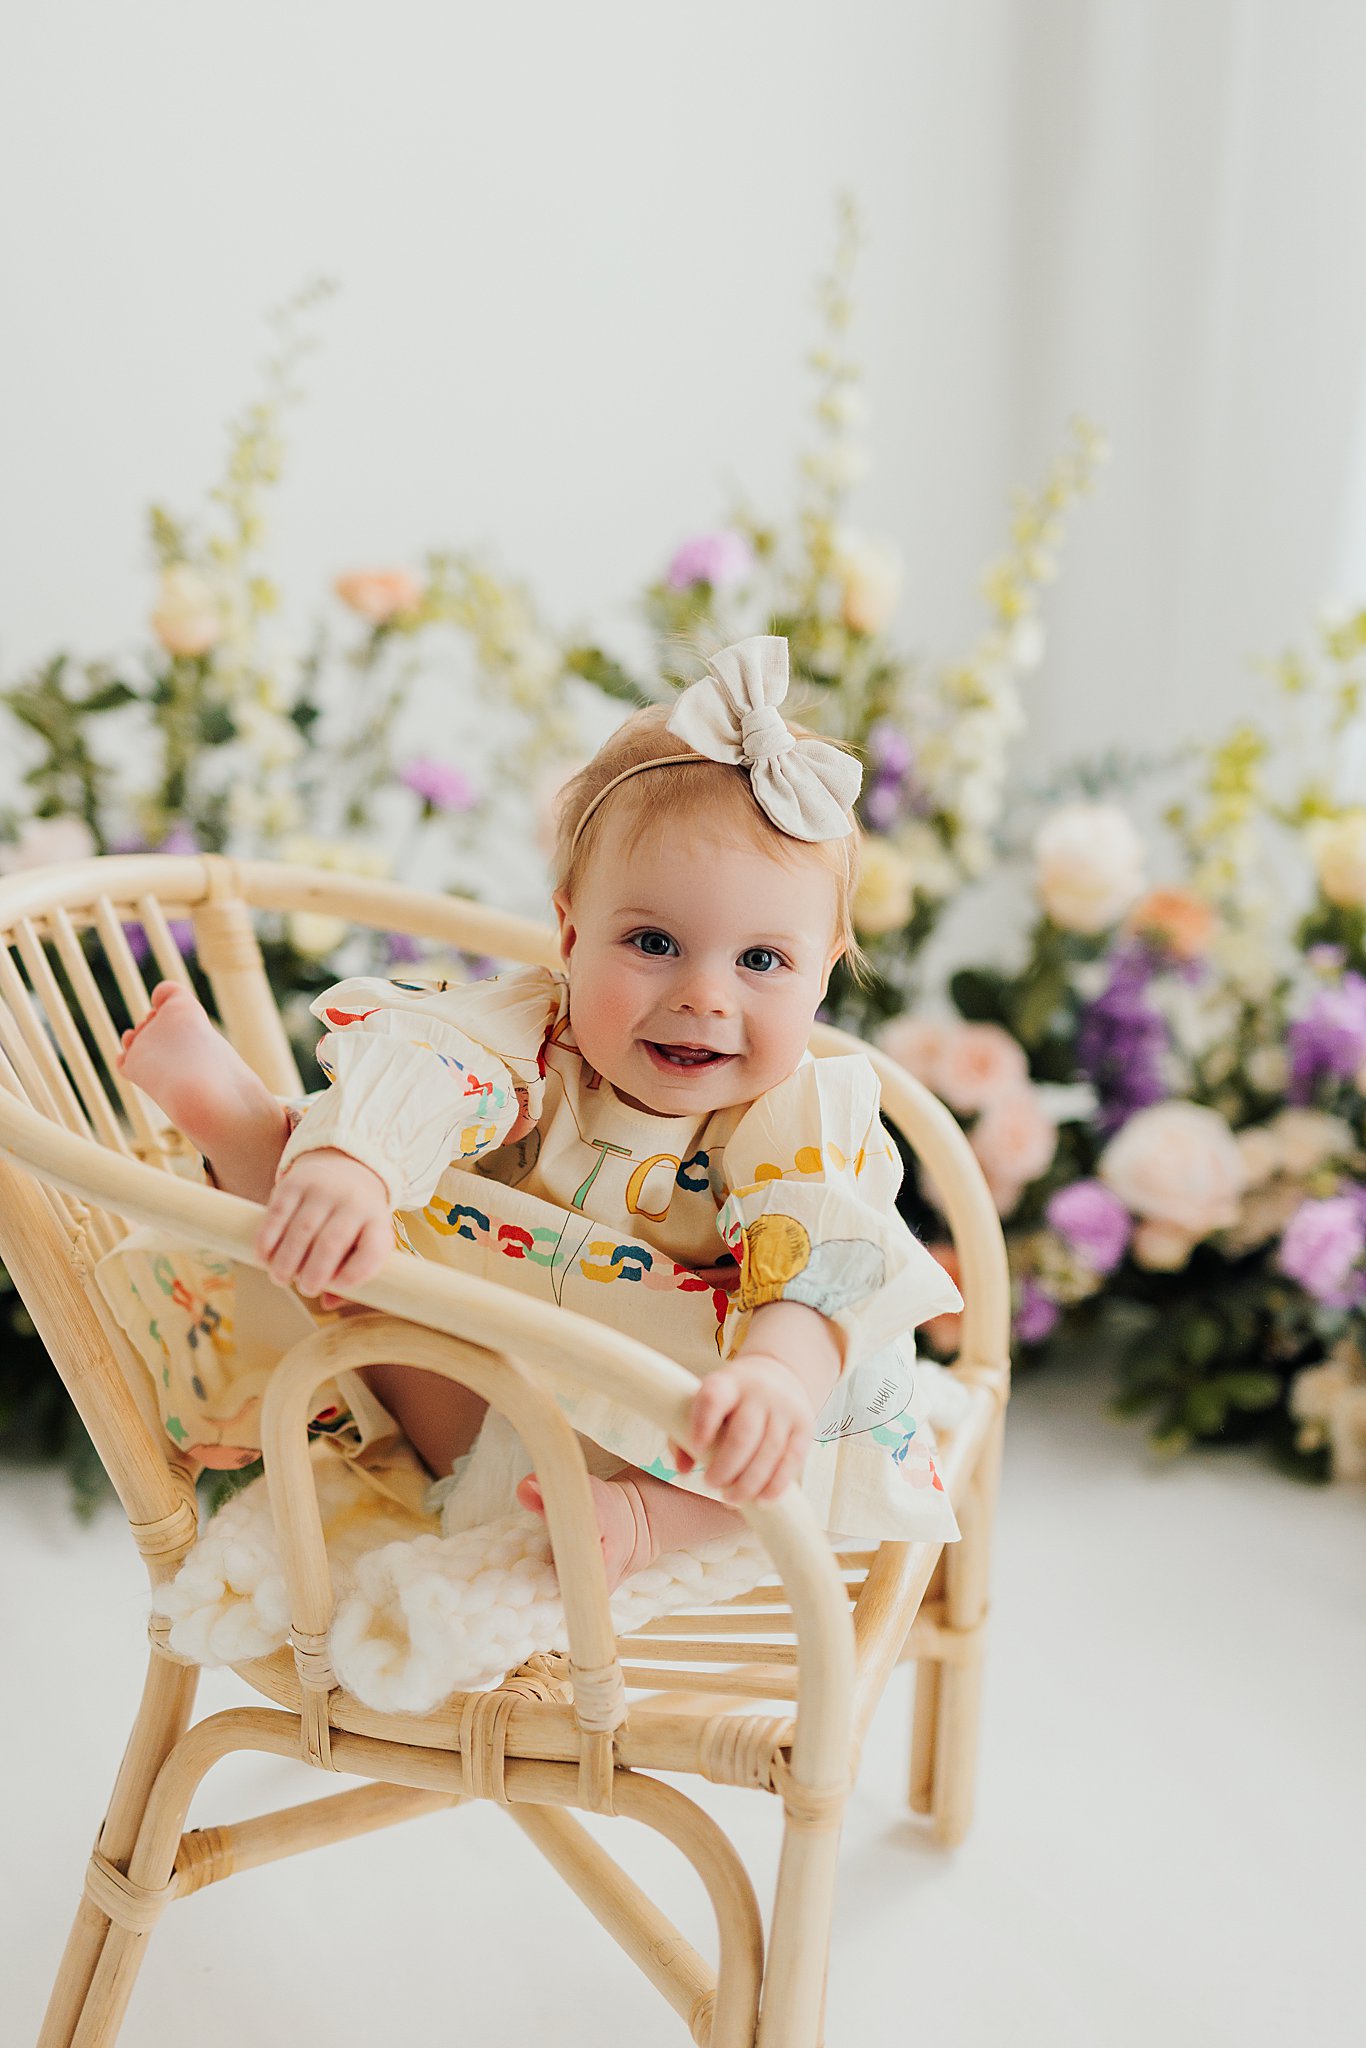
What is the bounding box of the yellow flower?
[1312,810,1366,909]
[281,835,391,958]
[852,839,914,936]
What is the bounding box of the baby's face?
[554,811,840,1117]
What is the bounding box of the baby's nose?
[673,967,732,1015]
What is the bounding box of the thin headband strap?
[566,753,704,858]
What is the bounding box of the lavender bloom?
[120,826,198,962]
[1076,941,1170,1133]
[1277,1195,1366,1310]
[868,719,916,780]
[1286,972,1366,1104]
[1014,1277,1061,1345]
[400,758,478,814]
[1045,1179,1132,1274]
[863,776,906,834]
[384,930,425,967]
[665,530,755,592]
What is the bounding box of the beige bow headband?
[568,635,863,855]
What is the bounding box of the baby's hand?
[674,1353,815,1505]
[256,1148,392,1303]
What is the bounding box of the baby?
[115,635,962,1586]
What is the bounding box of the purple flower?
[1045,1179,1132,1274]
[384,930,425,966]
[1277,1194,1366,1310]
[400,758,478,814]
[665,530,755,592]
[119,827,198,964]
[863,776,906,834]
[868,719,916,779]
[1076,941,1170,1133]
[1287,972,1366,1104]
[1014,1277,1061,1346]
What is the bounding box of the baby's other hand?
[256,1148,392,1302]
[675,1353,815,1505]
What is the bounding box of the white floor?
[2,1352,1361,2048]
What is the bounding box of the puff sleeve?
[714,1053,963,1363]
[278,966,560,1211]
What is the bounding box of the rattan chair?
[0,853,1010,2048]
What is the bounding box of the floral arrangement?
[879,662,1366,1483]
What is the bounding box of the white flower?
[1099,1100,1247,1237]
[1033,802,1146,934]
[1311,811,1366,911]
[900,820,958,901]
[152,563,222,658]
[0,815,97,873]
[1009,617,1046,671]
[833,532,901,636]
[1245,1044,1289,1094]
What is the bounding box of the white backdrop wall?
[3,0,1366,811]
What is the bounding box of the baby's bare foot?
[516,1472,655,1592]
[117,981,289,1202]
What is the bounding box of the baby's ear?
[552,888,577,967]
[819,942,845,999]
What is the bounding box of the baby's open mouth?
[645,1041,735,1070]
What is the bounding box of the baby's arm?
[674,1301,844,1505]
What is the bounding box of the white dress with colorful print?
[98,966,965,1543]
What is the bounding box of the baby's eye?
[740,946,784,974]
[630,930,677,958]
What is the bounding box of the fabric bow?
[665,635,862,841]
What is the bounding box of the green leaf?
[1216,1371,1282,1411]
[948,967,1010,1026]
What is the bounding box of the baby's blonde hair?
[551,703,868,978]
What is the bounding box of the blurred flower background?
[4,187,1366,1508]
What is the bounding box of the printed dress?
[98,966,965,1543]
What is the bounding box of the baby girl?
[114,635,962,1586]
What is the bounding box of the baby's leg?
[119,984,489,1472]
[118,983,291,1202]
[517,1467,745,1592]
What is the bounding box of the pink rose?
[969,1084,1058,1217]
[879,1013,953,1094]
[935,1021,1030,1115]
[334,569,423,623]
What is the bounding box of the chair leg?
[38,1651,199,2048]
[908,1405,1005,1847]
[757,1817,845,2048]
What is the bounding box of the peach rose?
[334,569,423,623]
[935,1021,1030,1115]
[970,1084,1058,1217]
[1127,886,1215,961]
[152,563,222,657]
[1131,1220,1199,1272]
[1264,1108,1355,1179]
[879,1013,953,1094]
[1098,1100,1247,1237]
[835,534,901,636]
[1033,801,1145,934]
